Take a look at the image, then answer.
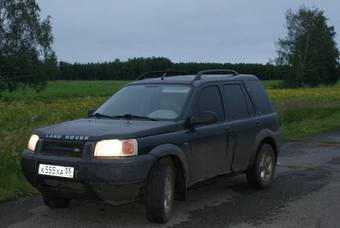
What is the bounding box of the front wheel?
[144,159,175,223]
[246,144,276,188]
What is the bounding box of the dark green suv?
[22,70,281,223]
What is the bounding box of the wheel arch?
[147,144,189,201]
[249,129,281,167]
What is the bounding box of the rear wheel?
[246,143,276,188]
[42,194,70,209]
[144,159,175,223]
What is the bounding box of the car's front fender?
[148,143,189,185]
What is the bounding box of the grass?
[261,80,282,89]
[1,80,128,100]
[0,79,339,201]
[269,84,340,138]
[0,97,108,201]
[0,81,123,201]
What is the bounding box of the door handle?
[256,120,262,126]
[224,127,231,133]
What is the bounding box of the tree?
[276,6,339,87]
[0,0,57,94]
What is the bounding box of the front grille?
[41,140,85,157]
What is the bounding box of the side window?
[247,80,274,114]
[223,84,250,120]
[241,86,256,115]
[196,86,224,121]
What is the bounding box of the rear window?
[246,80,274,114]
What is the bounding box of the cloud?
[37,0,340,63]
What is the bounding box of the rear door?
[222,83,258,172]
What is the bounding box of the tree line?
[1,1,339,94]
[57,58,289,81]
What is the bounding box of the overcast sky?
[37,0,339,64]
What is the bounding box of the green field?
[1,79,340,201]
[261,80,282,89]
[1,80,129,100]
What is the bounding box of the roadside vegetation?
[1,80,340,201]
[271,84,340,139]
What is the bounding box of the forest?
[57,57,290,81]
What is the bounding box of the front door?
[188,85,231,182]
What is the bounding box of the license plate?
[38,164,74,178]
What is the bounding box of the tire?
[42,194,71,209]
[144,159,175,223]
[246,143,276,189]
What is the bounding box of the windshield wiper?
[113,114,158,121]
[89,113,117,120]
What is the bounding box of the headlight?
[94,139,138,157]
[27,134,39,152]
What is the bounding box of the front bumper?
[21,150,156,205]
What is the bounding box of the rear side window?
[242,86,256,115]
[195,86,224,121]
[247,80,274,114]
[222,84,250,119]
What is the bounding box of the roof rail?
[194,69,239,80]
[136,71,187,80]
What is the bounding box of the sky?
[37,0,340,64]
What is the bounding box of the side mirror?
[189,111,218,126]
[88,108,96,117]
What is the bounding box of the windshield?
[95,84,192,120]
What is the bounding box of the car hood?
[35,118,178,141]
